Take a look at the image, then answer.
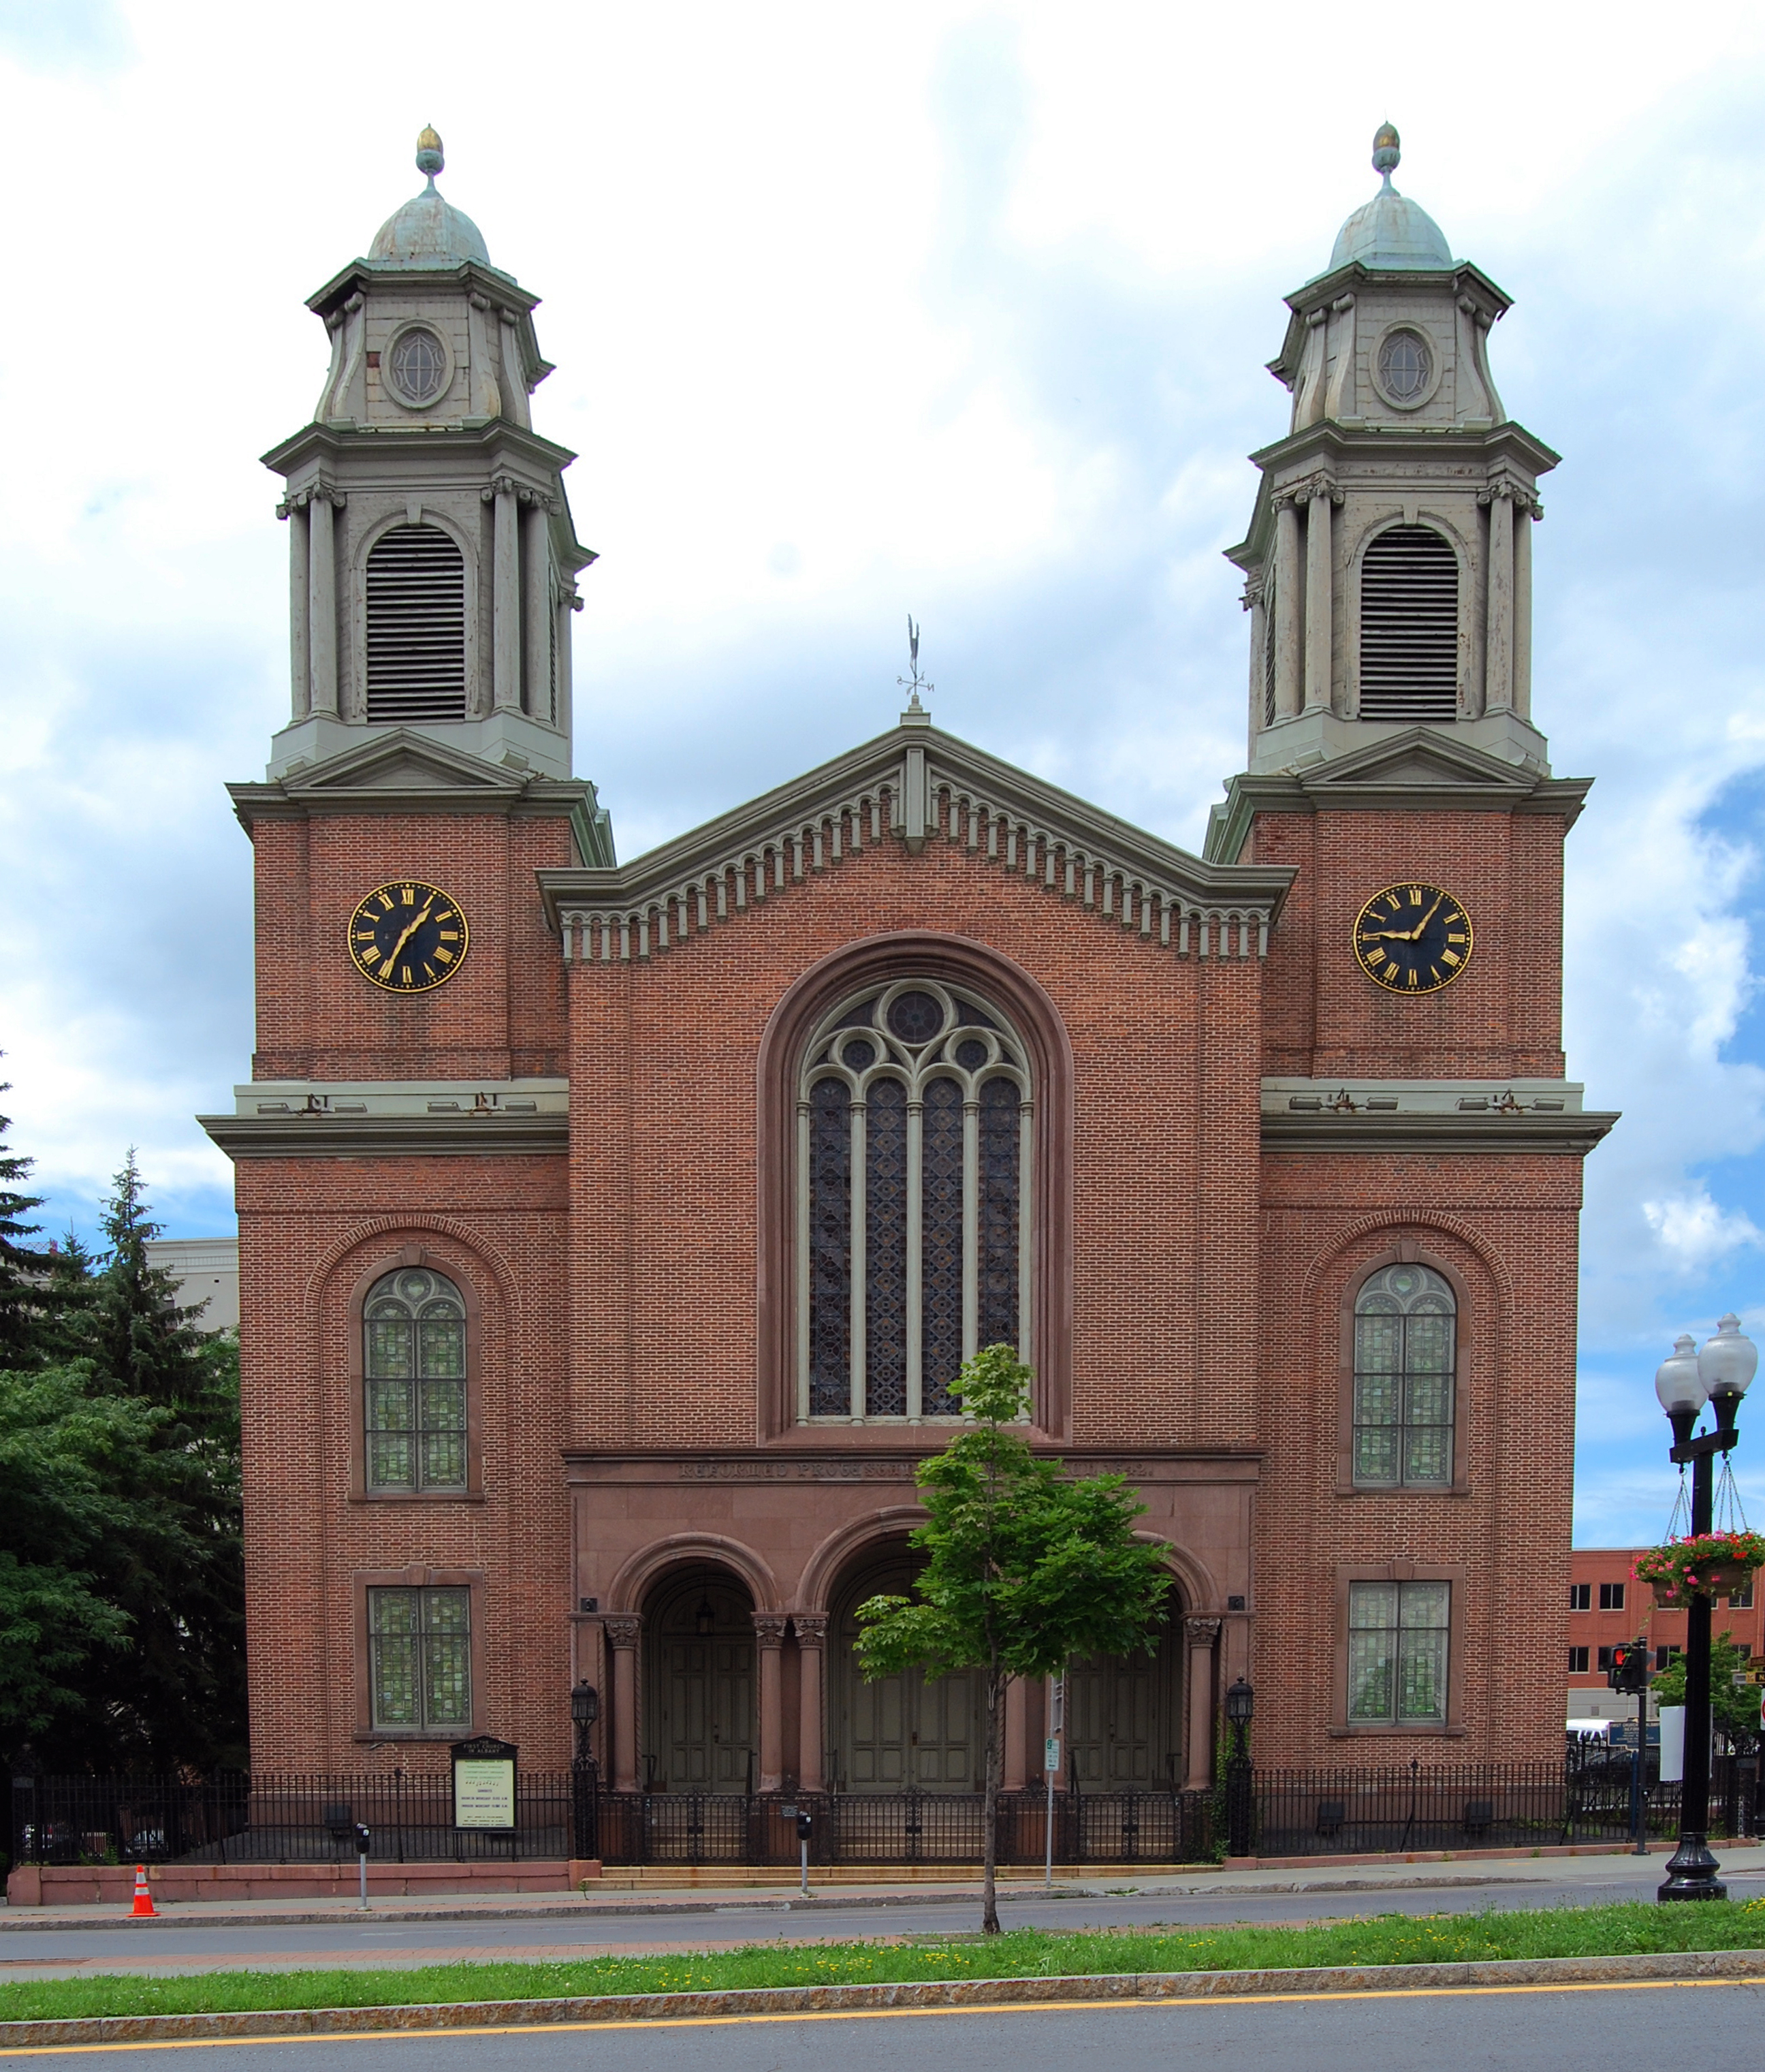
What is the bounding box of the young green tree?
[854,1346,1173,1933]
[1652,1630,1762,1749]
[0,1073,51,1367]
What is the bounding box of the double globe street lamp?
[1652,1314,1758,1902]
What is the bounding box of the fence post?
[11,1774,36,1868]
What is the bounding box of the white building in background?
[146,1238,240,1332]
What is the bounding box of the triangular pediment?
[1299,727,1541,796]
[537,719,1294,959]
[285,729,528,799]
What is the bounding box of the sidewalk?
[8,1843,1762,1933]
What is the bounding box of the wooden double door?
[641,1571,755,1793]
[1064,1629,1183,1789]
[833,1555,983,1791]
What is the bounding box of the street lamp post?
[570,1682,601,1865]
[1224,1677,1255,1859]
[1653,1315,1758,1903]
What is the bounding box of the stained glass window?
[368,1585,471,1729]
[797,980,1032,1421]
[1352,1263,1455,1486]
[364,1268,468,1492]
[1348,1580,1449,1724]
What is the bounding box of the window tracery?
[364,1265,468,1491]
[1352,1262,1456,1486]
[797,979,1032,1422]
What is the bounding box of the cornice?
[227,730,613,864]
[1261,1110,1620,1156]
[306,256,539,324]
[261,416,579,484]
[200,1112,568,1160]
[1204,734,1593,863]
[538,719,1294,970]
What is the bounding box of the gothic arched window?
[365,524,467,723]
[364,1266,468,1491]
[1358,524,1459,722]
[798,980,1032,1422]
[1352,1262,1456,1487]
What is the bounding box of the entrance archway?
[1064,1611,1183,1789]
[641,1567,755,1792]
[831,1549,983,1791]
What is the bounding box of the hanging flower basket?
[1634,1531,1765,1607]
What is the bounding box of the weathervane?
[897,616,934,713]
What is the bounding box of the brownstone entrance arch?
[640,1567,756,1793]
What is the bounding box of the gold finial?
[416,127,444,182]
[1372,123,1400,181]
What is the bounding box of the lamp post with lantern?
[570,1682,600,1864]
[1652,1315,1758,1902]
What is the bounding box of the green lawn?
[6,1901,1765,2025]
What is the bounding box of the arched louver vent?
[365,525,466,723]
[1358,525,1459,721]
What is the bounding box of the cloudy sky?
[3,1,1764,1545]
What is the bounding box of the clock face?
[1353,881,1473,994]
[347,880,469,993]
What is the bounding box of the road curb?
[5,1946,1764,2046]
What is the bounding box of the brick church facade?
[204,127,1615,1795]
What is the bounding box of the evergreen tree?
[0,1073,50,1366]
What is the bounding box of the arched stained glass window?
[364,1266,468,1491]
[1352,1262,1456,1487]
[798,981,1032,1422]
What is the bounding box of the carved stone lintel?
[1184,1616,1223,1648]
[603,1615,642,1650]
[792,1614,830,1649]
[752,1614,789,1648]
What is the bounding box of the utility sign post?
[1044,1676,1064,1890]
[451,1736,518,1833]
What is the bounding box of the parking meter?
[795,1808,812,1894]
[352,1823,371,1911]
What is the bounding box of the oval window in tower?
[1376,328,1432,406]
[386,325,449,407]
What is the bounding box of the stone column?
[307,490,339,718]
[1273,499,1302,719]
[1303,483,1333,712]
[754,1614,788,1793]
[605,1616,642,1793]
[1512,503,1534,722]
[492,478,521,712]
[522,499,552,722]
[1002,1674,1029,1791]
[285,501,311,720]
[1183,1617,1221,1792]
[794,1616,828,1792]
[1484,486,1515,715]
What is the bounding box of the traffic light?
[1607,1641,1650,1695]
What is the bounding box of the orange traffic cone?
[130,1866,156,1917]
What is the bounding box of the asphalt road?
[5,1981,1763,2069]
[7,1861,1765,1977]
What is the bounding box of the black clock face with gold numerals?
[347,880,470,993]
[1352,881,1474,995]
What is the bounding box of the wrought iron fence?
[9,1772,576,1868]
[14,1756,1757,1872]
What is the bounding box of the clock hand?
[385,898,437,969]
[1406,892,1446,941]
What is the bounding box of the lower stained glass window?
[799,980,1031,1421]
[1348,1580,1450,1724]
[368,1585,472,1729]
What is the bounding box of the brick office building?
[203,126,1616,1796]
[1567,1551,1763,1729]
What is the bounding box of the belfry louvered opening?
[365,525,467,723]
[1358,524,1459,721]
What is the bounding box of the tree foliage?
[855,1345,1172,1932]
[0,1132,246,1776]
[1651,1629,1763,1748]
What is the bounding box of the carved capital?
[1241,573,1266,611]
[1477,477,1541,517]
[1184,1615,1222,1648]
[792,1614,830,1649]
[752,1613,789,1648]
[276,481,344,518]
[603,1615,643,1651]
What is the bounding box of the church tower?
[260,128,607,829]
[1222,123,1552,783]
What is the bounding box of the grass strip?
[6,1900,1765,2024]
